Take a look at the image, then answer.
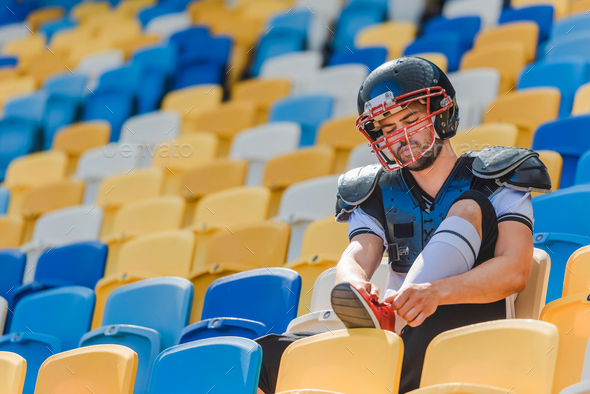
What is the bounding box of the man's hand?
[350,279,381,299]
[384,283,441,327]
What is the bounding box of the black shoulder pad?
[337,164,383,205]
[470,146,551,193]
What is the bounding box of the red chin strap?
[355,86,452,172]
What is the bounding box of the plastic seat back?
[575,150,590,185]
[532,184,590,237]
[0,249,25,298]
[0,351,25,394]
[499,5,553,42]
[563,245,590,297]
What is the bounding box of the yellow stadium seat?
[572,82,590,115]
[26,6,64,31]
[162,85,223,133]
[535,150,563,193]
[241,0,295,23]
[49,28,93,56]
[511,0,571,17]
[0,351,26,394]
[51,121,111,175]
[0,68,19,83]
[70,1,111,22]
[410,53,448,73]
[95,20,142,47]
[285,216,349,316]
[193,101,259,156]
[408,383,525,394]
[96,168,164,236]
[189,186,271,267]
[67,42,114,68]
[20,52,68,85]
[232,78,292,123]
[92,229,195,328]
[276,328,403,394]
[116,34,162,59]
[263,146,335,217]
[316,116,366,174]
[413,320,559,394]
[0,216,24,248]
[82,12,131,33]
[210,13,265,48]
[515,248,551,319]
[3,35,45,61]
[541,292,590,393]
[188,220,290,322]
[571,0,590,14]
[562,245,590,297]
[355,21,417,60]
[5,151,68,215]
[0,76,36,109]
[460,43,527,95]
[188,0,227,24]
[452,123,519,156]
[102,196,186,276]
[20,179,85,242]
[473,22,539,63]
[483,88,561,148]
[152,132,219,194]
[115,0,156,17]
[35,345,137,394]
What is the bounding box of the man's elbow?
[513,272,528,294]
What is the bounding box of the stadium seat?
[347,145,379,170]
[0,77,36,111]
[0,286,95,394]
[0,24,29,49]
[316,116,366,173]
[423,15,481,48]
[533,184,590,237]
[230,122,301,186]
[76,50,125,88]
[355,21,416,60]
[286,308,347,333]
[147,337,262,394]
[52,121,111,174]
[332,3,386,52]
[174,54,228,89]
[545,32,590,64]
[300,64,368,117]
[0,217,24,249]
[405,33,467,72]
[38,17,76,40]
[533,115,590,188]
[533,232,590,302]
[0,351,25,394]
[551,11,590,39]
[0,249,25,307]
[328,46,388,73]
[536,150,563,192]
[460,43,528,95]
[442,0,502,29]
[103,196,185,275]
[26,6,64,31]
[0,117,39,182]
[82,88,134,142]
[179,317,267,342]
[161,84,223,132]
[145,12,191,39]
[35,345,137,394]
[76,144,140,204]
[168,26,210,55]
[515,248,551,320]
[275,328,403,393]
[188,220,291,322]
[0,186,8,215]
[512,0,570,18]
[475,21,539,63]
[138,1,184,26]
[413,320,558,394]
[81,277,193,393]
[260,51,323,94]
[193,101,258,156]
[3,91,48,126]
[97,168,164,236]
[275,175,340,261]
[118,34,162,59]
[573,82,590,115]
[483,88,561,148]
[452,123,518,154]
[269,95,334,147]
[519,60,589,118]
[499,6,553,44]
[263,147,335,217]
[269,9,312,42]
[562,245,590,297]
[570,0,590,14]
[250,27,306,77]
[296,0,341,26]
[43,73,87,101]
[541,292,590,393]
[70,1,110,22]
[131,44,177,81]
[92,230,195,329]
[575,150,590,185]
[232,78,292,123]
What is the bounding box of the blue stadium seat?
[532,115,590,188]
[0,56,17,67]
[0,286,95,394]
[423,16,482,48]
[38,17,76,40]
[179,317,267,343]
[404,32,468,72]
[575,150,590,185]
[138,2,184,26]
[0,3,35,25]
[532,184,590,238]
[44,73,87,101]
[179,35,232,70]
[0,249,25,311]
[534,232,590,303]
[269,94,334,146]
[169,26,210,55]
[545,32,590,64]
[518,60,590,117]
[328,46,387,72]
[200,267,301,335]
[82,90,135,141]
[269,9,312,41]
[250,27,306,77]
[3,91,49,124]
[147,337,263,394]
[42,94,80,149]
[551,12,590,39]
[174,61,224,89]
[0,117,39,181]
[499,5,554,43]
[132,44,178,85]
[332,3,386,52]
[0,185,8,214]
[174,35,233,88]
[81,277,193,394]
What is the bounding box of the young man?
[256,57,551,393]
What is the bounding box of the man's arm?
[389,221,533,327]
[335,233,384,298]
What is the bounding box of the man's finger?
[402,305,421,323]
[408,311,427,327]
[370,284,380,298]
[391,289,411,311]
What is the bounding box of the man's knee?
[447,193,484,239]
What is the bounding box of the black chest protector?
[336,146,551,273]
